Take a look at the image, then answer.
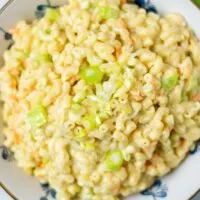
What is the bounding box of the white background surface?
[0,0,8,8]
[0,187,12,200]
[0,1,12,200]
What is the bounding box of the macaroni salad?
[1,0,200,199]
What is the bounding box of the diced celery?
[82,115,97,130]
[162,71,178,91]
[80,66,103,84]
[98,7,119,20]
[46,8,60,21]
[105,149,124,171]
[27,105,48,129]
[35,54,52,64]
[75,126,87,139]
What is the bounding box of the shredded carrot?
[13,132,21,145]
[152,78,160,94]
[120,0,127,4]
[69,75,79,86]
[8,68,20,76]
[9,27,20,35]
[13,105,22,114]
[23,83,35,93]
[36,175,46,181]
[36,161,43,168]
[115,47,122,58]
[130,90,144,101]
[180,138,185,148]
[145,160,151,167]
[191,93,200,101]
[10,94,19,102]
[111,183,121,194]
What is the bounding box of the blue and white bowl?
[1,0,200,200]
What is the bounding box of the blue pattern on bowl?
[40,183,57,200]
[0,27,13,49]
[134,0,157,13]
[141,180,168,200]
[190,141,200,154]
[0,146,14,161]
[35,0,58,19]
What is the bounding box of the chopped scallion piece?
[46,8,60,21]
[162,71,178,91]
[75,127,87,139]
[105,149,124,171]
[98,7,119,20]
[35,54,52,64]
[27,105,48,129]
[82,115,97,130]
[80,66,103,84]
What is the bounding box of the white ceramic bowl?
[0,0,200,200]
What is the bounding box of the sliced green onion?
[162,71,178,91]
[75,127,87,139]
[105,149,124,171]
[46,8,60,21]
[27,105,48,129]
[35,54,52,64]
[80,66,103,84]
[82,115,98,130]
[98,7,119,20]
